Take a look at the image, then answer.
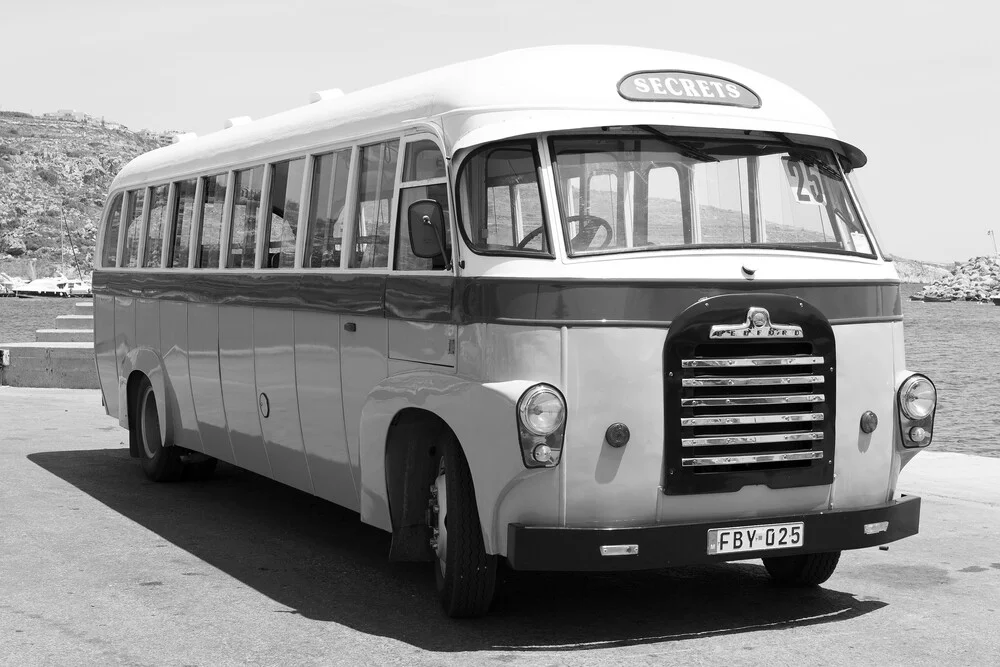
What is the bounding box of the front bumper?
[507,494,920,571]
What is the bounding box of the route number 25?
[782,158,824,205]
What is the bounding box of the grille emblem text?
[709,307,803,339]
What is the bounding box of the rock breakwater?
[916,255,1000,302]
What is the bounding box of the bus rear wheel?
[135,378,184,483]
[428,439,497,617]
[763,551,841,586]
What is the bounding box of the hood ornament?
[710,307,803,339]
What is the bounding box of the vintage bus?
[93,45,937,617]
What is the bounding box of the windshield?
[550,133,874,258]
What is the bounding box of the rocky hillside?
[915,255,1000,302]
[885,254,953,284]
[0,112,160,278]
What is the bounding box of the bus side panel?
[294,310,357,511]
[188,304,236,464]
[160,300,204,453]
[114,295,135,425]
[253,307,311,493]
[94,293,118,418]
[219,305,271,478]
[340,315,388,474]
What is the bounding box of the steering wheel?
[515,214,614,251]
[566,214,613,250]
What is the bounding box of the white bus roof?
[112,45,865,190]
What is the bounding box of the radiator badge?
[709,307,803,339]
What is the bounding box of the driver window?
[459,142,549,254]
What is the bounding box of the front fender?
[118,346,171,447]
[358,371,541,552]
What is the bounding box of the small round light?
[909,427,929,443]
[518,385,566,436]
[605,423,631,448]
[900,375,936,420]
[860,411,878,434]
[532,444,553,463]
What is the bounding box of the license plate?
[707,522,804,555]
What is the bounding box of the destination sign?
[618,71,761,108]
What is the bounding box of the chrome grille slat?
[681,356,824,368]
[681,394,824,407]
[681,450,825,467]
[681,413,824,427]
[682,431,824,447]
[682,375,824,387]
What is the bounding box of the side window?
[228,166,264,268]
[459,142,548,254]
[646,166,685,245]
[196,173,227,268]
[349,140,398,269]
[305,149,351,268]
[122,189,145,268]
[402,139,446,181]
[395,139,449,271]
[143,185,169,267]
[168,179,197,268]
[100,193,123,268]
[264,158,305,268]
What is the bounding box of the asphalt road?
[1,388,998,666]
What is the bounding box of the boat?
[908,294,924,301]
[922,295,955,303]
[15,275,88,298]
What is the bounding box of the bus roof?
[112,45,865,190]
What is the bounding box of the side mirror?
[407,199,448,261]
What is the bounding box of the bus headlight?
[897,373,936,448]
[516,384,567,467]
[899,375,936,420]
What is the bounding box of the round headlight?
[899,375,936,420]
[518,385,566,436]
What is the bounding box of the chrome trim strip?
[680,412,825,427]
[681,394,825,407]
[681,450,825,467]
[682,375,824,387]
[681,356,824,368]
[682,431,824,447]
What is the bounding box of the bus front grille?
[662,296,836,495]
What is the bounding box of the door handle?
[344,322,357,332]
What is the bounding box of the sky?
[1,0,995,262]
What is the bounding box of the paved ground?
[1,387,998,666]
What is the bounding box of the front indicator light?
[909,427,929,443]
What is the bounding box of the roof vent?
[171,132,198,144]
[224,116,252,129]
[309,89,344,104]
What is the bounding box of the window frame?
[393,133,453,273]
[347,137,402,271]
[98,191,125,268]
[302,146,356,270]
[454,138,555,259]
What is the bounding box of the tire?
[763,551,841,586]
[429,438,497,617]
[135,378,184,482]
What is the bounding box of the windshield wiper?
[638,125,719,163]
[770,132,843,181]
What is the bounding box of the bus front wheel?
[428,439,497,617]
[763,551,841,586]
[135,378,184,483]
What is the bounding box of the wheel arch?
[119,347,172,453]
[358,372,538,554]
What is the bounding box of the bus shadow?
[29,448,887,652]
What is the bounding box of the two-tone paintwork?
[93,46,924,559]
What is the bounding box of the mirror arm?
[423,215,452,270]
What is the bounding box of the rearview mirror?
[407,199,447,260]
